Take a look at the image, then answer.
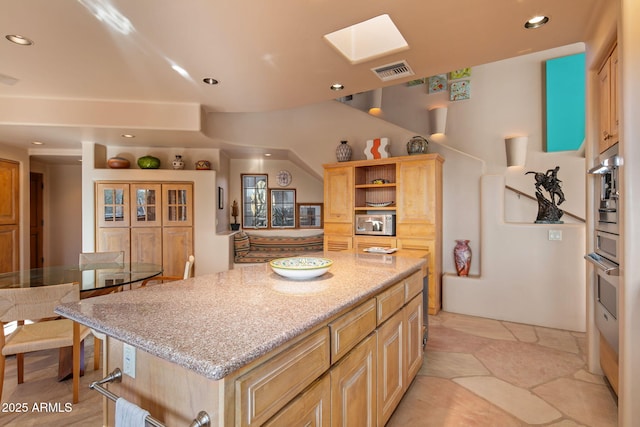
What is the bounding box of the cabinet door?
[97,183,130,227]
[96,228,130,263]
[324,167,353,224]
[162,227,193,277]
[404,293,424,385]
[598,46,619,153]
[397,160,437,230]
[376,310,404,427]
[131,227,162,265]
[163,184,193,227]
[264,374,331,427]
[331,333,376,427]
[130,183,162,227]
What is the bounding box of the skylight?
[324,14,409,64]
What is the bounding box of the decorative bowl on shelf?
[371,178,389,184]
[107,157,130,169]
[366,201,394,207]
[270,257,333,280]
[137,155,161,169]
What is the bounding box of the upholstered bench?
[233,231,324,263]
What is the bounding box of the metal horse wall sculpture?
[526,166,565,223]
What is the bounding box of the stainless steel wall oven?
[586,143,622,356]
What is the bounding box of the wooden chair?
[78,251,124,371]
[78,251,124,270]
[140,255,195,286]
[0,282,91,403]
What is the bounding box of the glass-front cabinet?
[131,183,161,227]
[97,183,130,227]
[95,181,193,277]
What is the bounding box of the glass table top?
[0,262,163,295]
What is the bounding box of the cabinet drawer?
[263,374,330,427]
[329,298,376,364]
[236,328,330,427]
[376,281,405,325]
[403,271,423,302]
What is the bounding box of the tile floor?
[0,312,619,426]
[388,311,619,426]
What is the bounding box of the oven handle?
[585,253,619,276]
[598,208,617,213]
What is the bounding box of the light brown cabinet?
[598,44,619,153]
[96,181,193,277]
[330,333,377,427]
[104,270,423,427]
[324,154,443,314]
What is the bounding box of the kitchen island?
[56,251,426,426]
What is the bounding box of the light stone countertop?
[55,251,424,381]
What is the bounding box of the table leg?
[58,340,85,381]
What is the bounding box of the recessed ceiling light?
[31,141,44,145]
[203,78,219,85]
[121,134,135,138]
[6,34,34,46]
[330,83,344,91]
[524,15,549,29]
[264,153,272,157]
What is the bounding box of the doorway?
[30,172,44,268]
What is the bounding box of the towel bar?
[90,368,210,427]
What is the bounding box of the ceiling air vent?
[371,60,414,82]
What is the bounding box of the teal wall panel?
[545,53,586,152]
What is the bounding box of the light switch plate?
[123,343,136,378]
[548,230,562,241]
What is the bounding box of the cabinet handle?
[603,131,611,140]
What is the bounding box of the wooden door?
[404,293,424,385]
[330,333,376,427]
[97,228,131,263]
[96,183,130,227]
[397,160,437,229]
[162,227,193,277]
[30,172,44,268]
[163,184,193,227]
[130,183,162,227]
[263,374,330,427]
[376,310,404,427]
[131,227,162,265]
[0,159,19,273]
[324,167,353,224]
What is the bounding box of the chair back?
[0,282,79,323]
[183,255,195,279]
[79,251,125,270]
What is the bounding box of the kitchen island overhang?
[55,251,425,381]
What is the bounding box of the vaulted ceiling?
[0,0,601,158]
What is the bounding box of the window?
[241,174,268,228]
[297,203,323,229]
[270,189,296,228]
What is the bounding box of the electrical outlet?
[548,230,562,241]
[123,343,136,378]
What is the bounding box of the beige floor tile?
[387,376,522,427]
[535,327,580,354]
[474,340,585,388]
[440,313,517,341]
[533,377,618,427]
[454,376,562,424]
[426,324,494,354]
[418,351,490,378]
[503,321,538,342]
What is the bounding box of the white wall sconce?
[428,106,447,135]
[505,136,528,167]
[368,88,383,114]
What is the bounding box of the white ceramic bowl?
[269,257,333,280]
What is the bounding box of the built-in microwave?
[355,214,396,236]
